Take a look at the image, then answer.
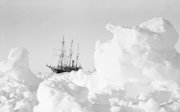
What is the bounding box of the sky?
[0,0,180,73]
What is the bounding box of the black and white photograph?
[0,0,180,112]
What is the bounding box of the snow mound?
[95,17,180,84]
[0,82,37,112]
[90,17,180,112]
[0,48,41,91]
[0,48,41,112]
[34,73,92,112]
[88,80,180,112]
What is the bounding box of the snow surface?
[0,18,180,112]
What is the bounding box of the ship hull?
[47,65,80,74]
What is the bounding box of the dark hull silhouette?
[47,65,80,73]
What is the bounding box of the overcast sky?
[0,0,180,73]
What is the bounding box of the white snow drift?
[0,48,41,91]
[0,48,41,112]
[95,17,180,85]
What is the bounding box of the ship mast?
[69,40,73,67]
[58,36,65,67]
[76,44,79,68]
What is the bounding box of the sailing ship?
[47,36,82,73]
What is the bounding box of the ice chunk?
[139,18,178,51]
[0,83,37,112]
[0,48,41,91]
[92,18,180,112]
[34,74,92,112]
[94,17,180,84]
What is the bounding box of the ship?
[47,36,82,73]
